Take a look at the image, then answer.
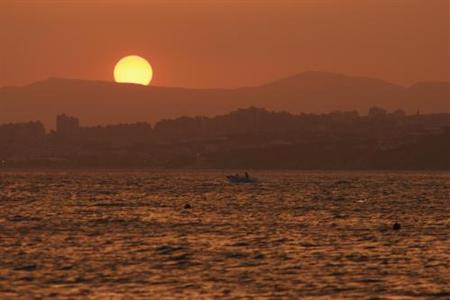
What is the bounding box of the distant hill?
[0,71,448,129]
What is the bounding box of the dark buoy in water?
[184,203,192,209]
[393,222,401,230]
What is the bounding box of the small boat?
[226,172,257,183]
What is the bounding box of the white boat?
[226,172,257,183]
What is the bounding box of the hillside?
[0,72,448,129]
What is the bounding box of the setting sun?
[113,55,153,86]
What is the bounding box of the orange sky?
[1,0,448,88]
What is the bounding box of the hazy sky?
[1,0,448,88]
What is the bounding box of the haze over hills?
[0,71,448,129]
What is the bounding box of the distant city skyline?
[1,107,448,170]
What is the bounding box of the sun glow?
[113,55,153,86]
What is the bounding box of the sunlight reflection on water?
[0,171,449,298]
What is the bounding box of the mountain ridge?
[1,72,448,129]
[2,71,444,90]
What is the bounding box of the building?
[56,114,80,136]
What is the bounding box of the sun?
[114,55,153,86]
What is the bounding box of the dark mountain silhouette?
[0,71,448,129]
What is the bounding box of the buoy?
[393,222,401,230]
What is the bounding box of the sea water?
[0,171,448,299]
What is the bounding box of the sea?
[0,171,449,299]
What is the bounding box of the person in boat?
[226,171,256,183]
